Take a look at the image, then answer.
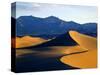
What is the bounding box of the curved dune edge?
[15,36,49,48]
[69,31,97,50]
[60,49,97,68]
[60,31,97,68]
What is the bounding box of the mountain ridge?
[11,16,97,38]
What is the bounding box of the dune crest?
[60,31,97,68]
[69,31,97,50]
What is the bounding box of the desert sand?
[15,36,47,48]
[60,49,97,68]
[69,31,97,50]
[60,31,97,68]
[15,31,97,68]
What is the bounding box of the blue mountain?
[81,23,97,37]
[15,16,97,38]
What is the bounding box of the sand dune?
[15,31,97,68]
[15,36,47,48]
[60,49,97,68]
[69,31,97,50]
[60,31,97,68]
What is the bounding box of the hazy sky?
[12,2,98,24]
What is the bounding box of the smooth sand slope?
[60,49,97,68]
[69,31,97,50]
[60,31,97,68]
[15,36,47,48]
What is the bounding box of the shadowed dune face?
[60,31,97,68]
[15,36,46,48]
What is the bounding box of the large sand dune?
[69,31,97,50]
[60,31,97,68]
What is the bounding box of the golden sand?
[15,36,46,48]
[60,31,97,68]
[60,49,97,68]
[15,31,97,68]
[69,31,97,50]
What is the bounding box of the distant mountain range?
[11,16,97,39]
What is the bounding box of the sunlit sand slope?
[60,50,97,68]
[69,31,97,50]
[15,36,47,48]
[60,31,97,68]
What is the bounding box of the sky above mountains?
[12,2,97,24]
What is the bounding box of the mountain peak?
[67,21,79,24]
[45,16,59,19]
[18,15,43,20]
[44,16,60,22]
